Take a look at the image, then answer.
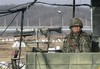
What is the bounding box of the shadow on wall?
[91,41,100,52]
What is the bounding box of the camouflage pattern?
[63,31,91,53]
[69,18,83,29]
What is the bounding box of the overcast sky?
[0,0,90,5]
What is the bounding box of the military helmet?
[69,18,83,29]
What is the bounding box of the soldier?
[63,18,91,53]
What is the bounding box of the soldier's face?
[71,26,81,33]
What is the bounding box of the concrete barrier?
[26,53,100,69]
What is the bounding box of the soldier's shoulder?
[66,34,71,38]
[64,34,70,39]
[81,31,89,36]
[80,31,91,38]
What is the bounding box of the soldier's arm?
[80,35,92,52]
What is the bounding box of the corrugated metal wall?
[26,53,100,69]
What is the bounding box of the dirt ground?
[0,34,64,62]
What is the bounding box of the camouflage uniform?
[63,18,91,53]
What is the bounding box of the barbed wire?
[36,1,91,7]
[0,12,20,36]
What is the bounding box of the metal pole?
[36,28,39,49]
[47,31,50,50]
[18,9,25,69]
[58,10,63,26]
[73,0,75,18]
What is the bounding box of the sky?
[0,0,90,5]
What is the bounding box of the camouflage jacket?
[63,31,91,53]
